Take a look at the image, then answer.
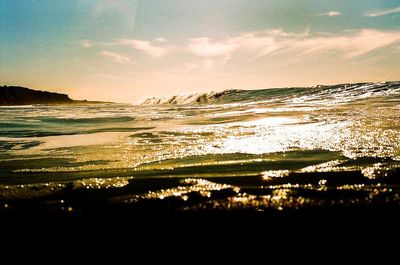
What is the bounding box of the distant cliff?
[0,86,74,105]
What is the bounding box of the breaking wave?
[140,81,400,105]
[139,89,241,105]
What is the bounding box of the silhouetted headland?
[0,86,100,105]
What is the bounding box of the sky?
[1,0,400,103]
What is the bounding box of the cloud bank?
[185,28,400,61]
[88,28,400,70]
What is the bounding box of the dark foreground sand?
[2,170,400,241]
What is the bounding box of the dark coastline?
[0,85,106,105]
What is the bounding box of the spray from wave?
[139,89,241,105]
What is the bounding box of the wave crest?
[139,89,241,105]
[139,81,400,105]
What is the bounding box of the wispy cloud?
[83,38,170,59]
[186,28,400,61]
[117,39,169,58]
[186,29,287,62]
[292,29,400,57]
[320,11,341,17]
[187,37,236,58]
[101,50,132,64]
[366,6,400,17]
[156,37,167,43]
[81,40,93,48]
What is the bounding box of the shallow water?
[1,81,400,214]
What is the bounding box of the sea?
[1,81,400,225]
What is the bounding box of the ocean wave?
[139,81,400,105]
[139,89,242,105]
